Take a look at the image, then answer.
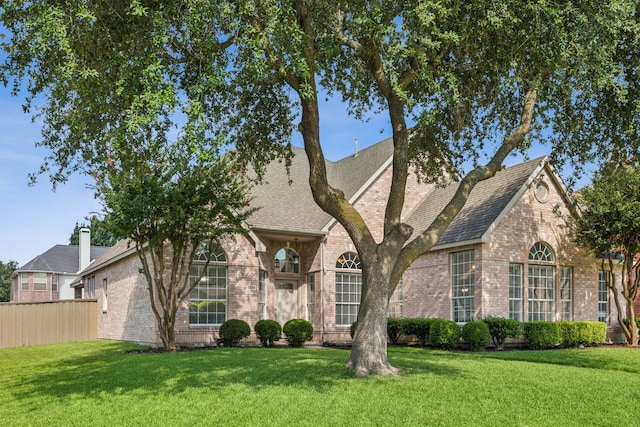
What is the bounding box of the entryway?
[275,281,299,326]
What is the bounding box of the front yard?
[1,341,638,426]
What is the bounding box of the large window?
[52,275,58,293]
[451,250,475,323]
[102,278,108,312]
[560,267,573,321]
[33,273,47,291]
[388,280,403,318]
[306,273,315,322]
[21,274,29,291]
[189,245,227,326]
[528,242,555,321]
[258,269,267,320]
[509,264,523,321]
[335,252,361,326]
[275,248,300,274]
[598,271,609,323]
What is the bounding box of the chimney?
[79,228,91,271]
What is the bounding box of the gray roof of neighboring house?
[247,137,394,233]
[16,245,111,274]
[406,157,546,247]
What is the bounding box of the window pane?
[451,250,474,322]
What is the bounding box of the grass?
[1,342,639,426]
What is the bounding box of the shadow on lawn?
[11,343,462,403]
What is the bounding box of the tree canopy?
[2,0,639,374]
[573,160,640,345]
[69,218,116,247]
[0,260,18,302]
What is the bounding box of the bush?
[523,322,561,350]
[283,319,314,347]
[429,319,460,350]
[482,316,522,350]
[254,319,282,347]
[219,319,251,347]
[350,321,358,339]
[560,321,606,347]
[387,317,404,345]
[402,318,434,347]
[461,321,491,351]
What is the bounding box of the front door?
[275,281,299,326]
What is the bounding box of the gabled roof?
[247,138,394,234]
[16,245,110,274]
[76,239,136,279]
[406,157,549,249]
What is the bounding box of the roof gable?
[406,157,548,248]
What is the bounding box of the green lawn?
[1,341,638,426]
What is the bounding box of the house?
[76,138,621,346]
[10,228,110,302]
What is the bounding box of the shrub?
[283,319,314,347]
[402,318,434,346]
[461,321,491,352]
[350,321,358,339]
[482,316,522,350]
[429,319,460,350]
[219,319,251,347]
[254,319,282,347]
[560,321,606,347]
[523,322,561,350]
[387,317,404,345]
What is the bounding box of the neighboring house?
[11,228,110,302]
[75,138,622,346]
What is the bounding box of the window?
[560,267,572,321]
[306,273,315,322]
[189,245,227,326]
[598,271,609,323]
[451,250,475,323]
[388,280,403,317]
[509,264,523,321]
[528,265,555,320]
[33,273,47,291]
[275,248,300,274]
[21,274,29,291]
[335,252,361,326]
[86,276,96,297]
[258,270,267,320]
[102,278,108,312]
[52,275,58,293]
[527,242,555,321]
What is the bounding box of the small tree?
[0,260,18,302]
[573,161,640,346]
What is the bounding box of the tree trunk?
[346,263,400,377]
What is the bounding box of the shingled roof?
[247,138,394,234]
[406,157,547,248]
[16,245,111,274]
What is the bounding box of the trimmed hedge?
[523,322,561,349]
[387,317,404,345]
[350,321,358,339]
[461,321,491,351]
[402,318,434,347]
[219,319,251,347]
[254,319,282,347]
[524,321,606,349]
[429,319,460,350]
[482,316,522,350]
[283,319,314,347]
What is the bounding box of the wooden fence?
[0,300,97,349]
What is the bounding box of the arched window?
[274,248,300,274]
[335,252,361,326]
[528,242,554,262]
[189,244,227,326]
[527,242,555,321]
[336,252,361,269]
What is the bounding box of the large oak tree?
[2,1,638,373]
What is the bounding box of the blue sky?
[0,78,582,267]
